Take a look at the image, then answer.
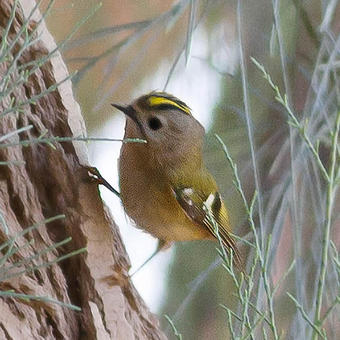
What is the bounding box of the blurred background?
[42,1,340,339]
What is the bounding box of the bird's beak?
[111,104,137,122]
[111,103,145,137]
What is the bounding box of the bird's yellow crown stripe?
[148,96,191,115]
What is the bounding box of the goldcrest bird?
[109,92,241,269]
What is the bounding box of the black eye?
[148,117,162,130]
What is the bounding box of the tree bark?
[0,1,166,339]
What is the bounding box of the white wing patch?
[182,188,194,206]
[204,193,215,212]
[183,188,194,195]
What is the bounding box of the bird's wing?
[172,187,241,266]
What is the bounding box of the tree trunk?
[0,1,166,339]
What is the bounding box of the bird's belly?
[120,172,210,242]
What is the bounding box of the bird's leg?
[86,166,120,198]
[129,239,171,277]
[87,167,170,276]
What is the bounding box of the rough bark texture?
[0,1,166,339]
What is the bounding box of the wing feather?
[173,187,241,267]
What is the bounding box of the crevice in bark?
[0,323,12,340]
[46,312,64,339]
[7,185,26,229]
